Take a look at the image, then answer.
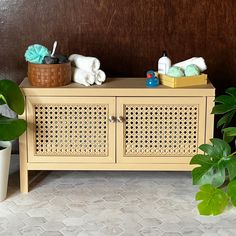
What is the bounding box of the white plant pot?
[0,141,12,202]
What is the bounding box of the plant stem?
[229,151,236,157]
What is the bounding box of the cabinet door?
[117,97,206,164]
[27,97,115,163]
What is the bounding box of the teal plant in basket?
[190,87,236,215]
[24,42,69,65]
[24,42,71,87]
[0,80,27,141]
[24,44,50,64]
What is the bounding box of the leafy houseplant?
[0,80,27,141]
[190,87,236,215]
[0,79,27,201]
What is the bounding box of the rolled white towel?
[72,67,95,86]
[174,57,207,72]
[191,57,207,71]
[95,70,106,85]
[174,57,196,69]
[69,54,100,72]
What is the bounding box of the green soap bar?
[167,66,185,77]
[185,64,201,76]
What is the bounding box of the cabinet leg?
[20,165,28,193]
[19,131,29,193]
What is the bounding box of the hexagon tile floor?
[0,156,236,236]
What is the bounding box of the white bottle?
[158,51,171,74]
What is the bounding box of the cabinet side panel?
[205,96,215,143]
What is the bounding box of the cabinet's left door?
[27,97,116,163]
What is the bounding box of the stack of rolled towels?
[69,54,106,86]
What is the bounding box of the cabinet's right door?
[117,97,206,164]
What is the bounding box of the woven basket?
[28,62,71,87]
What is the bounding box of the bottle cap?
[162,50,167,57]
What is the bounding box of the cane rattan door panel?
[117,97,206,163]
[27,97,116,163]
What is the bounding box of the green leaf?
[212,104,236,115]
[226,87,236,97]
[198,144,215,156]
[212,88,236,127]
[223,127,236,143]
[212,87,236,134]
[215,95,236,105]
[190,154,225,187]
[196,184,228,216]
[190,154,213,185]
[225,157,236,181]
[217,111,235,129]
[192,164,225,187]
[199,138,231,161]
[223,127,236,137]
[0,115,27,141]
[227,180,236,207]
[0,80,25,115]
[190,154,213,166]
[0,94,7,105]
[190,139,231,187]
[210,138,231,159]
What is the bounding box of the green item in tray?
[185,64,201,76]
[167,66,185,77]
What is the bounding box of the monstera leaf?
[192,87,236,216]
[196,184,228,216]
[223,127,236,143]
[217,110,235,129]
[227,180,236,207]
[224,156,236,181]
[212,87,236,129]
[190,138,232,187]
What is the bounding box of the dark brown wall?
[0,0,236,91]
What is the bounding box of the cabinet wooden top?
[20,77,215,97]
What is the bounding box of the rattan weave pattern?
[124,104,199,156]
[34,104,108,156]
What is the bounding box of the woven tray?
[28,62,71,87]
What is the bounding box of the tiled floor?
[0,156,236,236]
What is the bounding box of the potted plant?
[190,87,236,215]
[0,79,27,201]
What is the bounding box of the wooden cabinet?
[19,78,215,193]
